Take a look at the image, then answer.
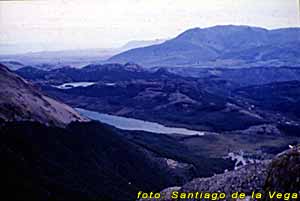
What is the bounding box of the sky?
[0,0,299,54]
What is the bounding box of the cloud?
[0,0,299,54]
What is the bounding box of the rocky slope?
[0,64,86,127]
[263,146,300,200]
[150,146,300,201]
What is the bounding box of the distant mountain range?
[108,25,300,67]
[2,25,299,70]
[120,39,166,51]
[0,39,166,69]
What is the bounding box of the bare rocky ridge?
[263,145,300,201]
[0,64,86,127]
[153,162,269,201]
[148,146,300,201]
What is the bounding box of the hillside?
[32,70,265,132]
[147,146,300,201]
[0,64,85,127]
[15,63,179,84]
[0,121,191,200]
[14,64,300,133]
[108,25,300,67]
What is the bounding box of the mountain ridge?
[108,25,300,67]
[0,64,86,127]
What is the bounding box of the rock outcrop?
[152,146,300,201]
[263,145,300,200]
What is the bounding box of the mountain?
[0,48,120,69]
[0,39,166,70]
[121,39,166,51]
[108,25,300,67]
[0,64,85,127]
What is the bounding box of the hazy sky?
[0,0,299,54]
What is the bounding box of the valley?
[13,63,300,162]
[16,63,300,132]
[0,22,299,200]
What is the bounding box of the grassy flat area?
[179,134,299,158]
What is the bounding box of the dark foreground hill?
[0,121,235,200]
[0,121,180,200]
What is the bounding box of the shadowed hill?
[0,121,177,200]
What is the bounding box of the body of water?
[76,108,204,136]
[53,82,96,89]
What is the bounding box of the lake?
[76,108,204,136]
[53,82,96,89]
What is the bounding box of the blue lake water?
[53,82,96,89]
[76,108,204,136]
